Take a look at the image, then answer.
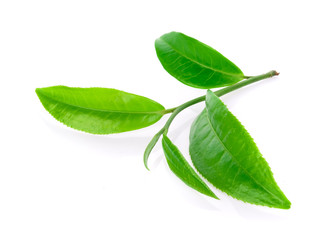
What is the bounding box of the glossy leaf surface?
[189,90,290,209]
[155,31,244,89]
[162,134,218,199]
[36,86,165,134]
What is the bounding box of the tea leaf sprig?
[36,32,290,209]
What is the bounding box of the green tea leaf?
[36,86,165,134]
[189,90,290,209]
[162,134,218,199]
[143,128,164,170]
[155,31,244,89]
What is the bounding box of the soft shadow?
[41,116,155,156]
[163,160,220,211]
[230,198,287,221]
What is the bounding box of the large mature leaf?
[189,90,290,209]
[36,86,165,134]
[155,31,244,89]
[162,134,218,199]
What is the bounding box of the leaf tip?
[212,194,220,200]
[272,188,291,209]
[269,193,291,209]
[279,198,291,209]
[143,154,151,171]
[35,88,46,105]
[35,87,42,97]
[205,89,215,99]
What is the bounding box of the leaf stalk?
[144,70,279,169]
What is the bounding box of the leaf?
[36,86,165,134]
[155,31,244,89]
[143,128,165,170]
[189,90,291,209]
[162,134,218,199]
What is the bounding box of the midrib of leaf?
[160,38,243,78]
[204,110,285,204]
[38,91,165,115]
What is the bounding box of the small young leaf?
[143,128,165,170]
[162,134,218,199]
[189,90,291,209]
[36,86,165,134]
[155,31,244,89]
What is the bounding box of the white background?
[1,0,334,239]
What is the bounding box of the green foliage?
[189,90,290,209]
[143,128,164,170]
[155,31,244,89]
[36,86,165,134]
[36,32,290,209]
[162,134,218,199]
